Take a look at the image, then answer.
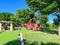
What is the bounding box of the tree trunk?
[58,24,60,36]
[57,11,60,36]
[58,16,60,36]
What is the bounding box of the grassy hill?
[0,27,60,45]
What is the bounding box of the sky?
[0,0,28,13]
[48,14,57,23]
[0,0,57,23]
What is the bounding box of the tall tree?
[16,9,34,24]
[26,0,60,35]
[26,0,48,27]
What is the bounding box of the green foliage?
[16,9,34,24]
[10,15,16,21]
[53,18,58,25]
[34,14,48,26]
[26,0,60,14]
[0,12,14,21]
[53,18,58,29]
[48,23,58,29]
[45,22,50,27]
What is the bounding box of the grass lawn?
[0,27,60,45]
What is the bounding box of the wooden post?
[10,23,13,31]
[0,23,2,31]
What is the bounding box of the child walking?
[18,33,24,45]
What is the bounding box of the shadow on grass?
[24,39,38,45]
[4,39,60,45]
[41,28,58,35]
[4,39,38,45]
[4,40,20,45]
[40,42,60,45]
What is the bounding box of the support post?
[0,23,2,31]
[10,23,13,31]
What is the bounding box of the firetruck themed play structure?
[25,18,43,30]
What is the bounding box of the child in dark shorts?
[18,33,24,45]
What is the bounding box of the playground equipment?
[25,18,43,30]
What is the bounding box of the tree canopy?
[26,0,60,14]
[0,12,14,21]
[16,9,34,24]
[34,14,48,26]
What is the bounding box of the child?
[18,33,24,45]
[18,34,21,42]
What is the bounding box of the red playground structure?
[25,18,43,30]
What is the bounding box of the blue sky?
[0,0,28,13]
[48,14,57,23]
[0,0,57,23]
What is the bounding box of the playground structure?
[25,18,43,30]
